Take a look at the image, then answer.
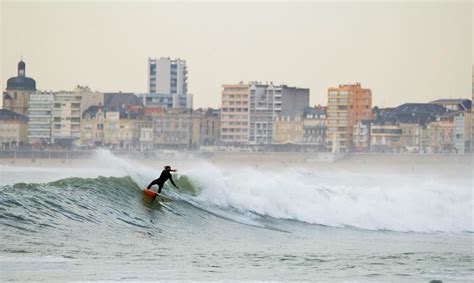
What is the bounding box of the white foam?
[182,162,473,234]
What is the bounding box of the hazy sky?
[1,1,472,108]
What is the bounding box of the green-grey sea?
[0,151,472,281]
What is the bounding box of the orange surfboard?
[143,188,173,202]
[143,188,157,198]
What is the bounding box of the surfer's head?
[165,165,177,172]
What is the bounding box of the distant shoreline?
[0,150,471,167]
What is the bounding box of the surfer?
[147,165,179,193]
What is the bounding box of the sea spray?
[182,162,472,233]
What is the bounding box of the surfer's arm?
[169,176,178,189]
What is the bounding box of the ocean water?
[0,150,472,281]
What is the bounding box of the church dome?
[7,77,36,91]
[6,60,36,91]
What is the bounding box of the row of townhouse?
[353,101,472,153]
[81,105,220,151]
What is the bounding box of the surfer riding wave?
[147,165,179,194]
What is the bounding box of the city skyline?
[1,1,472,109]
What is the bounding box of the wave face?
[0,176,145,233]
[0,150,472,234]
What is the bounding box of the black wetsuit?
[147,169,177,193]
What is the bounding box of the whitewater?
[0,150,472,281]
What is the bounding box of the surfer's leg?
[158,184,164,194]
[147,179,157,190]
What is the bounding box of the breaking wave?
[0,149,471,234]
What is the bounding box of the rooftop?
[0,109,29,122]
[430,99,471,111]
[103,92,144,119]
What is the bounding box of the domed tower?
[3,60,36,115]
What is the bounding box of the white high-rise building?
[147,57,190,109]
[27,91,53,145]
[248,83,309,144]
[220,82,309,145]
[51,91,82,145]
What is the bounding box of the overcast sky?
[1,1,472,109]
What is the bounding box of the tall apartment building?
[249,83,271,144]
[220,82,309,145]
[147,57,190,109]
[28,91,53,145]
[327,83,372,152]
[51,91,82,146]
[3,60,37,116]
[220,83,250,144]
[249,83,309,144]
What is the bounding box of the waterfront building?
[326,83,372,152]
[395,104,462,153]
[74,86,104,114]
[370,120,402,152]
[272,107,326,150]
[221,82,309,145]
[248,83,270,144]
[453,112,471,153]
[80,106,105,147]
[49,87,104,147]
[370,103,450,153]
[301,107,327,150]
[0,109,28,150]
[191,110,205,148]
[220,83,250,144]
[399,123,421,152]
[370,120,421,153]
[51,91,82,146]
[272,115,304,144]
[3,60,37,116]
[27,91,53,146]
[420,114,455,153]
[80,93,143,149]
[147,57,190,109]
[139,107,219,150]
[353,120,371,152]
[192,108,220,146]
[200,108,220,146]
[248,83,309,144]
[153,108,194,148]
[138,115,155,151]
[103,111,140,150]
